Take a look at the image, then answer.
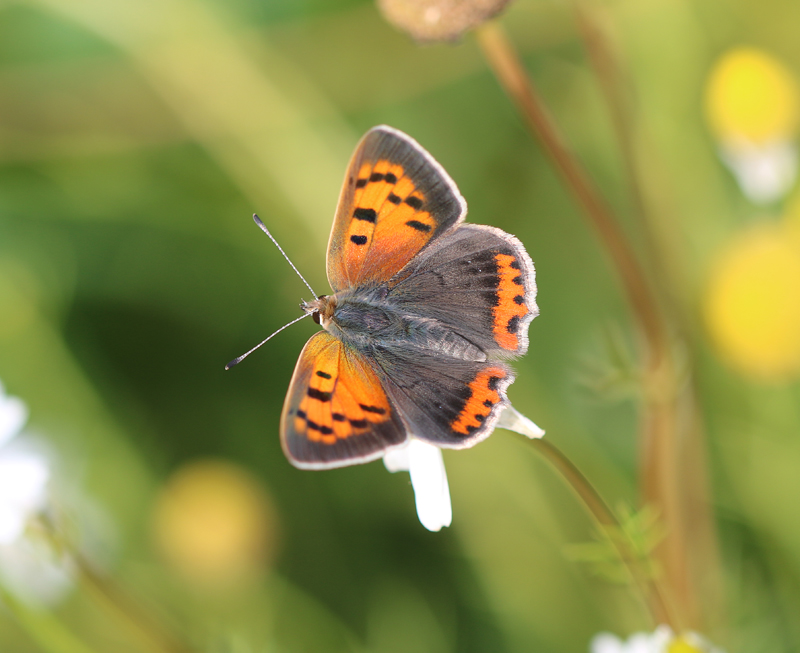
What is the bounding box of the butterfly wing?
[388,223,538,357]
[373,344,516,448]
[369,223,538,447]
[280,331,407,469]
[327,126,466,292]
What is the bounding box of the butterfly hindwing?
[327,126,466,292]
[281,332,407,469]
[372,344,515,448]
[388,224,538,357]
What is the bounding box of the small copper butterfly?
[276,126,538,468]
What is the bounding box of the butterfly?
[281,126,538,469]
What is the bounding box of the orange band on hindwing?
[450,367,508,435]
[492,253,529,350]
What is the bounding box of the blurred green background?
[2,0,800,651]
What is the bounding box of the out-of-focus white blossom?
[0,382,47,546]
[719,139,797,204]
[0,380,71,605]
[590,625,725,653]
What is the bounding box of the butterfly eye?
[312,312,321,325]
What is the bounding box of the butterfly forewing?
[327,126,466,291]
[280,332,406,468]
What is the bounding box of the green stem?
[524,435,678,630]
[0,587,99,653]
[73,556,196,653]
[475,21,668,362]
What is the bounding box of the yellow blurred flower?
[706,48,799,144]
[668,638,704,653]
[705,48,800,203]
[152,459,277,589]
[705,223,800,380]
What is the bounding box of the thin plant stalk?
[0,587,99,653]
[73,555,195,653]
[474,19,710,625]
[524,436,678,629]
[474,21,668,362]
[575,5,724,628]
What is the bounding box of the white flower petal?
[0,453,49,545]
[407,439,451,532]
[590,632,625,653]
[496,405,545,439]
[0,505,26,544]
[0,391,28,449]
[0,537,73,606]
[720,139,798,203]
[383,442,411,473]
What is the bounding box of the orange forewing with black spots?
[281,332,406,469]
[327,127,465,292]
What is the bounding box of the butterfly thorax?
[302,287,486,362]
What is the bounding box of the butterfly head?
[302,295,337,327]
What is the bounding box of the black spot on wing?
[351,235,368,245]
[316,371,332,379]
[405,196,423,210]
[307,388,332,402]
[306,419,333,435]
[353,208,377,223]
[406,220,432,233]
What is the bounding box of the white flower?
[590,625,725,653]
[0,382,28,450]
[384,438,452,532]
[720,139,798,204]
[0,380,71,605]
[383,406,543,532]
[0,382,47,546]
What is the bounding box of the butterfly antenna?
[225,312,312,370]
[252,214,318,299]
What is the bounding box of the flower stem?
[73,555,196,653]
[524,435,677,629]
[475,18,714,627]
[474,21,668,361]
[0,587,99,653]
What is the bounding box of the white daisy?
[0,380,71,604]
[590,625,725,653]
